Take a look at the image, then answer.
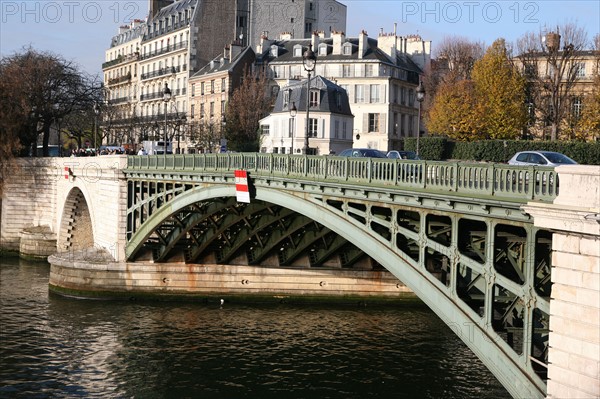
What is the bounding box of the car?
[507,151,577,167]
[387,150,420,160]
[338,148,388,158]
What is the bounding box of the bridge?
[1,154,598,399]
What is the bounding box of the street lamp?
[302,45,316,155]
[416,80,425,157]
[93,102,100,153]
[289,101,297,154]
[163,83,172,155]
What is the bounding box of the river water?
[0,257,509,398]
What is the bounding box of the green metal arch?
[126,183,544,399]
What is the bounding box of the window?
[221,101,225,114]
[334,120,340,138]
[309,90,319,107]
[342,64,352,77]
[293,45,303,57]
[308,118,318,137]
[408,89,415,106]
[200,82,204,95]
[343,44,352,55]
[200,103,204,119]
[191,83,195,97]
[365,64,373,77]
[261,125,270,135]
[283,90,290,108]
[572,97,583,119]
[221,78,226,92]
[368,113,379,132]
[401,87,406,105]
[355,85,364,103]
[335,91,342,109]
[191,104,195,119]
[209,102,214,118]
[319,44,327,56]
[210,80,215,93]
[575,62,586,77]
[370,84,380,103]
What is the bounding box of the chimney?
[358,30,368,59]
[119,25,130,34]
[318,30,325,39]
[332,30,345,55]
[256,34,274,55]
[229,41,243,60]
[280,32,293,41]
[377,30,397,60]
[311,31,320,52]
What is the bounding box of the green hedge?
[404,137,600,165]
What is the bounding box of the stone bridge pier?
[525,165,600,399]
[0,156,128,261]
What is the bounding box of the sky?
[1,0,599,76]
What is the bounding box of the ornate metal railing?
[126,153,559,203]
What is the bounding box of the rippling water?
[0,257,509,398]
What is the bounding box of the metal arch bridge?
[124,153,559,399]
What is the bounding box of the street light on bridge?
[289,101,297,154]
[416,80,425,157]
[302,45,316,155]
[163,83,172,155]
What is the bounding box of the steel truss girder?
[124,175,551,399]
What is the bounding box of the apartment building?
[188,43,255,153]
[259,75,354,154]
[257,29,430,152]
[102,0,242,149]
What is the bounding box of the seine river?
[0,257,509,398]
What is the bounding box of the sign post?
[234,170,250,203]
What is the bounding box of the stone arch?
[58,187,94,252]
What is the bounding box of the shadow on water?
[0,257,509,398]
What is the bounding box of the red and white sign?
[234,170,250,203]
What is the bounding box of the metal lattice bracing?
[124,154,558,399]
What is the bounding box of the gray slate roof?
[272,75,353,116]
[260,37,423,75]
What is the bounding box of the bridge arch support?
[126,181,546,399]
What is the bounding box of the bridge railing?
[127,154,559,202]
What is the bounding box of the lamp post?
[163,83,172,155]
[415,80,425,157]
[289,101,297,154]
[93,102,99,153]
[302,45,316,155]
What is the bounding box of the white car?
[507,151,577,167]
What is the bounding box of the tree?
[224,66,272,152]
[426,79,481,141]
[0,47,100,156]
[471,39,527,139]
[515,23,589,140]
[424,36,485,110]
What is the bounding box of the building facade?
[257,29,430,152]
[259,75,354,154]
[188,44,255,153]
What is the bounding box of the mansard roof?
[261,37,423,74]
[272,75,353,116]
[154,0,197,19]
[192,47,255,77]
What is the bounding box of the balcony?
[108,72,132,86]
[102,53,140,70]
[140,41,189,61]
[141,64,187,81]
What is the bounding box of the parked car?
[338,148,387,158]
[508,151,577,166]
[387,150,420,160]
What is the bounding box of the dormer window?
[342,43,352,55]
[270,45,279,57]
[293,44,303,57]
[318,44,327,56]
[309,89,319,107]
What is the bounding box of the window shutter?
[380,113,387,134]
